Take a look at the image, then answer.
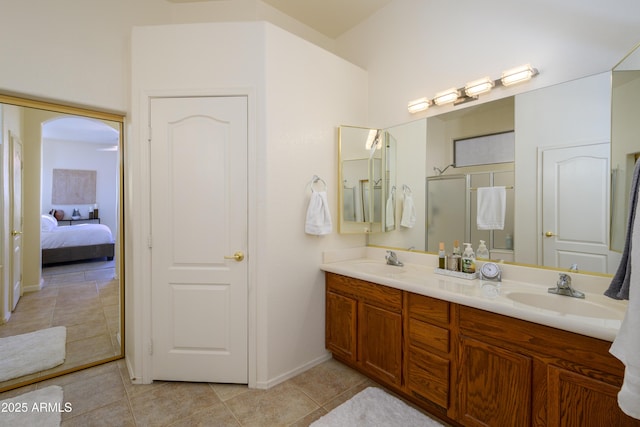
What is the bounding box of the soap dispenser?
[461,243,476,274]
[476,240,489,259]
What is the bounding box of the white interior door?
[10,132,23,311]
[150,96,248,383]
[542,142,610,273]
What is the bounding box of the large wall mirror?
[367,43,640,276]
[338,125,396,234]
[0,95,124,392]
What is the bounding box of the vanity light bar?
[407,97,431,113]
[501,64,538,86]
[433,88,460,106]
[407,64,539,114]
[464,76,495,97]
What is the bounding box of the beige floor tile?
[62,398,136,427]
[129,382,222,426]
[211,383,251,402]
[58,370,127,420]
[225,382,319,426]
[167,400,241,427]
[288,358,368,405]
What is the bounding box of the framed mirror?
[0,94,124,392]
[338,125,395,234]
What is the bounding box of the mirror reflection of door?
[10,132,23,311]
[541,142,611,273]
[0,98,124,392]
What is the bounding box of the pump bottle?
[462,243,476,274]
[476,240,489,259]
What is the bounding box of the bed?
[41,214,115,265]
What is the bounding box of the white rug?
[0,385,64,427]
[0,327,66,382]
[311,387,445,427]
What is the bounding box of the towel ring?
[310,175,327,191]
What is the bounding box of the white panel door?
[10,132,23,311]
[150,96,248,383]
[542,143,610,273]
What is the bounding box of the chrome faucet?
[385,251,404,267]
[548,272,585,298]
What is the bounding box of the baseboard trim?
[23,278,44,293]
[254,352,332,390]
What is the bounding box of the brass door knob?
[224,251,245,262]
[545,231,556,237]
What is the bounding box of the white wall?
[263,24,367,384]
[130,21,367,387]
[335,0,640,128]
[0,0,334,113]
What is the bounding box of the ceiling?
[166,0,393,38]
[261,0,392,38]
[42,117,119,144]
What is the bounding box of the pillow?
[41,214,58,232]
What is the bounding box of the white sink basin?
[349,261,408,276]
[506,292,624,320]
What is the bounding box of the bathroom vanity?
[322,248,639,427]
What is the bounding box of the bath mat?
[311,387,444,426]
[0,385,64,426]
[0,327,66,382]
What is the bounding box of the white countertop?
[321,247,627,342]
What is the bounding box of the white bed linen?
[41,224,114,249]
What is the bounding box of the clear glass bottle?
[438,242,446,269]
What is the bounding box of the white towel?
[385,192,395,229]
[610,184,640,419]
[401,194,416,228]
[477,186,506,230]
[305,190,332,235]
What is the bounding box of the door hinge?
[148,126,152,142]
[148,339,153,355]
[147,235,152,249]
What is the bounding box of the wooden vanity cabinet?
[404,293,453,411]
[325,273,403,387]
[325,273,640,427]
[457,305,640,427]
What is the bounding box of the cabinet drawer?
[408,318,449,354]
[406,346,449,409]
[407,293,449,327]
[326,273,402,311]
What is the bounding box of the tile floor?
[0,357,437,426]
[0,260,120,390]
[1,262,447,426]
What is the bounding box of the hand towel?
[305,190,332,235]
[477,186,506,230]
[609,178,640,419]
[385,192,395,229]
[401,193,416,228]
[606,159,640,300]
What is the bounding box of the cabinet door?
[359,302,402,386]
[547,366,640,427]
[459,336,532,427]
[406,345,449,408]
[326,291,357,362]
